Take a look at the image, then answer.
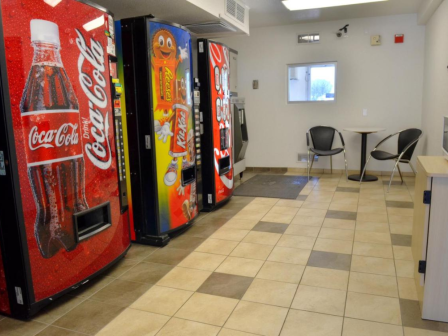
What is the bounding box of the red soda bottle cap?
[30,19,60,46]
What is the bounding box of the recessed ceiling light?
[282,0,388,11]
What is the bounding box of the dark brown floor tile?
[102,257,139,278]
[296,195,308,201]
[326,210,357,220]
[165,236,206,251]
[386,201,414,209]
[391,234,412,247]
[252,222,289,234]
[0,317,47,336]
[90,279,152,307]
[400,299,448,332]
[69,276,115,298]
[197,272,254,299]
[33,295,85,324]
[307,251,352,271]
[336,187,359,193]
[196,217,229,227]
[120,262,173,284]
[36,326,85,336]
[144,247,191,265]
[271,168,288,174]
[52,299,124,335]
[126,243,158,261]
[205,209,240,220]
[253,167,270,173]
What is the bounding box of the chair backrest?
[309,126,336,151]
[398,128,422,161]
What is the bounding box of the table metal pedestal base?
[348,174,378,182]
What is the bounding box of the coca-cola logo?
[75,29,111,170]
[29,123,79,150]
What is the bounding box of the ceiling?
[245,0,424,28]
[94,0,424,28]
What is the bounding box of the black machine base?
[348,174,378,182]
[136,234,170,247]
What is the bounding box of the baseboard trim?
[245,167,416,177]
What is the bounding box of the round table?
[344,127,386,182]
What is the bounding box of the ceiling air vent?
[226,0,246,24]
[185,20,237,35]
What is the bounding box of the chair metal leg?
[359,154,372,185]
[397,162,404,184]
[330,156,333,174]
[409,161,417,176]
[307,150,311,181]
[310,155,315,174]
[388,160,400,193]
[343,150,348,180]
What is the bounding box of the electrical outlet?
[363,109,368,116]
[371,35,381,46]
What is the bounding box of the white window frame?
[287,61,337,104]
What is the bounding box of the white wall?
[421,0,448,156]
[218,14,425,171]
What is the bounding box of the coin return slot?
[73,202,112,242]
[219,156,231,176]
[182,165,196,187]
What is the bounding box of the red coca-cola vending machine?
[0,0,130,319]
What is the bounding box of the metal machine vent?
[226,0,246,24]
[185,20,237,35]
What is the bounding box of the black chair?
[360,128,422,192]
[306,126,348,181]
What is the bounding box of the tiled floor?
[2,172,448,335]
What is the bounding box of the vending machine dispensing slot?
[219,156,231,176]
[73,202,112,242]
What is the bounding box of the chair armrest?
[337,131,345,147]
[397,135,422,160]
[372,132,400,152]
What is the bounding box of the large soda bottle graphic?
[20,20,88,259]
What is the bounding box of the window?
[287,62,337,103]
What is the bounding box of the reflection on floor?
[1,172,447,336]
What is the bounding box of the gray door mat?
[234,175,316,199]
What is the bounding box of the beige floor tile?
[285,225,320,237]
[277,235,316,250]
[256,261,305,284]
[96,309,169,336]
[388,208,414,217]
[224,218,259,230]
[157,317,220,336]
[323,218,356,230]
[328,203,358,212]
[358,193,385,201]
[389,215,414,225]
[280,309,343,336]
[275,199,304,208]
[296,208,327,218]
[178,252,226,271]
[290,216,324,227]
[242,231,282,246]
[230,243,274,260]
[242,278,297,308]
[355,231,391,245]
[348,272,398,297]
[233,210,266,221]
[225,301,288,336]
[243,203,273,214]
[334,191,359,199]
[395,260,414,278]
[215,257,264,277]
[252,198,280,205]
[305,195,334,203]
[319,228,354,241]
[358,206,388,215]
[210,228,250,242]
[130,285,193,316]
[360,188,384,195]
[309,190,335,198]
[342,318,403,336]
[356,222,390,233]
[267,246,311,265]
[291,285,346,316]
[261,212,295,224]
[313,238,353,255]
[351,255,396,276]
[157,267,212,291]
[345,292,402,325]
[353,242,394,259]
[390,224,413,235]
[301,267,349,291]
[268,206,300,216]
[358,199,386,208]
[0,317,46,336]
[403,327,448,335]
[175,292,239,327]
[302,201,330,210]
[219,329,258,336]
[393,246,413,261]
[195,239,239,256]
[330,196,359,205]
[386,194,413,202]
[356,213,388,224]
[397,277,418,300]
